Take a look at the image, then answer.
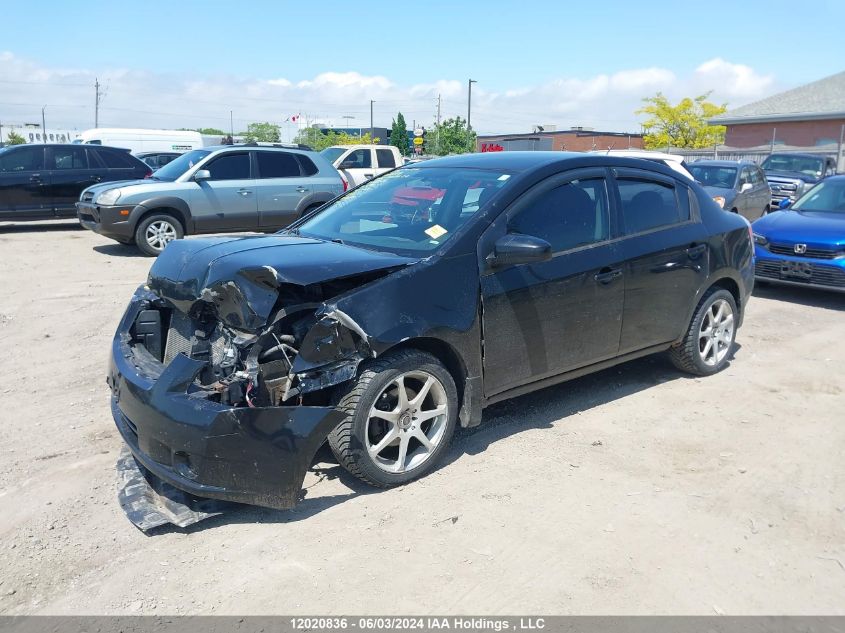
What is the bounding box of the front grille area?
[162,310,229,366]
[768,243,841,260]
[756,260,845,288]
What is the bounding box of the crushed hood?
[147,235,416,331]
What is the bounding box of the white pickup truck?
[319,144,403,187]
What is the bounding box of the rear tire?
[328,349,458,488]
[669,288,737,376]
[134,213,184,257]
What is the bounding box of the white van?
[73,128,203,154]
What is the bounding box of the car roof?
[407,151,685,179]
[202,144,315,154]
[691,160,756,167]
[767,152,826,159]
[597,149,685,162]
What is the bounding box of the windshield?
[294,167,514,255]
[792,179,845,213]
[689,165,737,188]
[151,149,211,181]
[319,147,347,165]
[761,155,824,177]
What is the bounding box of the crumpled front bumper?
[108,291,345,514]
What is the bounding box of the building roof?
[710,71,845,125]
[478,129,642,140]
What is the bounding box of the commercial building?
[476,127,643,153]
[708,71,845,152]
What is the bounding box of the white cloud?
[692,58,775,100]
[0,51,778,138]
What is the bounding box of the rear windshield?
[689,165,737,188]
[152,149,211,181]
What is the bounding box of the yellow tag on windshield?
[425,224,448,239]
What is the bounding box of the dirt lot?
[0,221,843,615]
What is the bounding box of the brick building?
[709,71,845,149]
[476,127,643,153]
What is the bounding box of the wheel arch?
[131,197,192,233]
[381,337,471,426]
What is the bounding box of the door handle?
[296,187,308,193]
[686,244,707,259]
[364,173,374,179]
[594,267,622,284]
[237,189,252,196]
[29,174,42,183]
[93,175,102,182]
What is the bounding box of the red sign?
[481,143,504,152]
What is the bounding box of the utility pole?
[770,127,777,154]
[436,93,441,154]
[837,123,844,172]
[41,106,47,143]
[230,110,234,141]
[370,100,374,143]
[94,78,101,128]
[467,79,477,131]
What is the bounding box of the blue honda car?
[752,175,845,292]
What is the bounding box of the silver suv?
[77,144,345,255]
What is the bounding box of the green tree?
[637,92,727,150]
[4,131,26,145]
[389,112,409,156]
[293,128,378,151]
[425,116,476,155]
[243,122,281,143]
[195,127,226,135]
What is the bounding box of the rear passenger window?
[52,147,88,169]
[509,178,609,253]
[296,155,319,176]
[205,153,251,180]
[376,149,397,168]
[257,152,300,178]
[0,146,45,172]
[617,178,685,234]
[96,149,136,169]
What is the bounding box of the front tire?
[328,349,458,488]
[134,213,184,257]
[669,288,737,376]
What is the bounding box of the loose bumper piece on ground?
[117,447,238,531]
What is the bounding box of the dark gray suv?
[77,145,345,255]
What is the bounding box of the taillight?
[341,176,349,192]
[144,170,153,179]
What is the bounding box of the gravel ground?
[0,221,843,615]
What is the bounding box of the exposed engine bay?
[130,268,394,408]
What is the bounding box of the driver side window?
[509,178,609,253]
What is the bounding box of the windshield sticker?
[497,174,511,181]
[424,224,448,239]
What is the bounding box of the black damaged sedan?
[109,152,754,512]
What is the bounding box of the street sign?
[413,137,424,146]
[413,128,424,137]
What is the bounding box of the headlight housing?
[752,233,768,246]
[96,188,122,206]
[712,196,726,209]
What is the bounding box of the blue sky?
[1,0,843,135]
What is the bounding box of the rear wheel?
[328,349,458,488]
[669,288,737,376]
[134,213,184,256]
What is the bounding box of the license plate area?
[781,261,812,280]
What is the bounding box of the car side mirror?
[338,160,356,170]
[778,198,791,209]
[740,182,753,193]
[193,169,211,182]
[489,233,552,268]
